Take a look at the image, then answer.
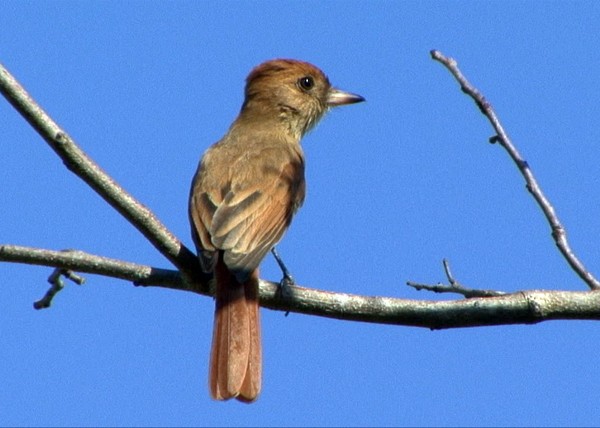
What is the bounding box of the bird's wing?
[190,144,305,278]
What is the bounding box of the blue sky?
[2,1,600,426]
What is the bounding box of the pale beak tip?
[327,89,366,106]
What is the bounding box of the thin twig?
[33,266,85,309]
[407,259,506,298]
[442,259,457,286]
[431,50,600,290]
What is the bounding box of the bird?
[188,58,364,402]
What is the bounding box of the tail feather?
[237,277,261,402]
[209,256,261,402]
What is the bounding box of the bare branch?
[0,62,200,284]
[407,259,507,298]
[33,266,85,309]
[0,244,200,292]
[3,244,600,328]
[270,286,600,329]
[430,50,600,290]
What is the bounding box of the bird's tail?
[209,254,261,402]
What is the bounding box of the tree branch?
[2,53,600,330]
[407,259,506,298]
[3,244,600,328]
[0,62,200,285]
[430,50,600,291]
[0,244,193,290]
[34,267,86,309]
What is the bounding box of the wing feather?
[189,136,305,278]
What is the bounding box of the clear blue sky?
[2,1,600,426]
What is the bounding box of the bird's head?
[240,59,364,138]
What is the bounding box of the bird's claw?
[277,272,295,300]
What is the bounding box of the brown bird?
[189,59,364,402]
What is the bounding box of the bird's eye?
[298,76,315,91]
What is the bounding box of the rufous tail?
[209,255,261,402]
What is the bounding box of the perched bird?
[189,59,364,402]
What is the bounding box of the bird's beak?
[327,88,365,106]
